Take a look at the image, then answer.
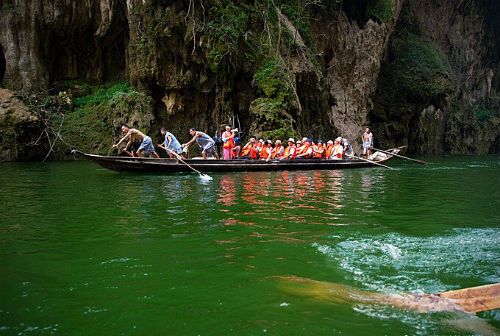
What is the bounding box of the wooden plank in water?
[439,282,500,313]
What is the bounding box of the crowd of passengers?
[115,124,373,161]
[227,135,354,161]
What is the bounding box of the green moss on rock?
[366,0,394,23]
[390,32,454,100]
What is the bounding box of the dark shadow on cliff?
[0,43,5,85]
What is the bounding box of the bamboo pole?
[372,147,427,164]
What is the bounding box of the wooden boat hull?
[72,149,399,173]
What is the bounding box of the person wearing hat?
[330,138,344,160]
[325,140,334,159]
[296,138,313,159]
[281,138,297,160]
[269,139,284,160]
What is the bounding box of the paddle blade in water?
[199,174,213,181]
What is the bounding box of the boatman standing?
[362,127,373,159]
[159,127,183,158]
[113,125,159,158]
[182,128,219,159]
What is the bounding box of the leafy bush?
[73,82,135,107]
[474,106,492,122]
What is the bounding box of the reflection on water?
[0,157,499,335]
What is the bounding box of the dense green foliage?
[366,0,394,23]
[207,2,249,72]
[250,57,296,139]
[60,82,152,153]
[205,1,324,139]
[391,32,454,99]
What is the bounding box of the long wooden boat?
[71,148,401,173]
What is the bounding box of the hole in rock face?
[0,43,6,84]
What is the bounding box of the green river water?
[0,156,499,335]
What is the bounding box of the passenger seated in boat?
[325,140,334,159]
[281,138,297,160]
[182,128,219,160]
[260,140,273,160]
[113,125,160,158]
[232,136,241,159]
[296,138,313,159]
[312,140,325,159]
[241,136,259,159]
[341,137,353,157]
[158,127,183,158]
[330,138,344,160]
[295,138,306,156]
[269,140,284,160]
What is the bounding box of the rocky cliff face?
[0,0,498,160]
[371,0,500,153]
[0,0,128,90]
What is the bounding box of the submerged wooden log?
[276,276,500,313]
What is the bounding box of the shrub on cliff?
[390,32,454,101]
[249,57,297,139]
[59,82,154,154]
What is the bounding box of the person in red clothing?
[281,138,297,160]
[221,125,235,160]
[241,136,259,159]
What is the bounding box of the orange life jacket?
[261,146,272,160]
[313,144,325,159]
[325,145,333,158]
[241,142,253,157]
[222,131,235,149]
[283,145,297,159]
[299,144,312,158]
[271,145,283,159]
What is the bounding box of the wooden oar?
[346,154,393,170]
[159,145,212,181]
[276,276,500,313]
[438,282,500,313]
[372,147,427,165]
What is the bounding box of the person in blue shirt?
[158,127,183,158]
